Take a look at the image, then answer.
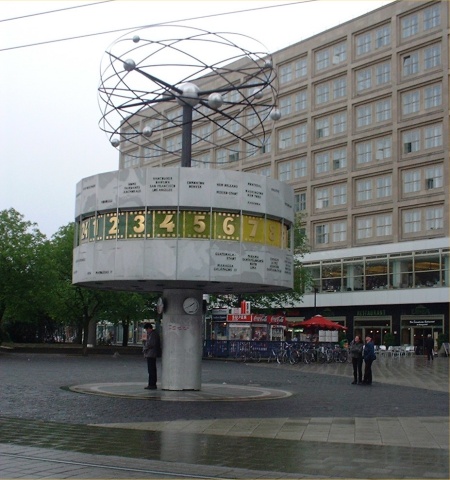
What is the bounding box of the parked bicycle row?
[203,340,351,364]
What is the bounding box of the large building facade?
[117,0,449,347]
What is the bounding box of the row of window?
[123,117,444,170]
[305,246,448,293]
[292,163,443,211]
[277,121,443,161]
[121,43,443,158]
[278,3,441,81]
[311,205,444,247]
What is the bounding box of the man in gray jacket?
[143,323,161,390]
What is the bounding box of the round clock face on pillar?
[183,297,200,315]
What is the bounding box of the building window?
[376,62,391,86]
[246,111,259,129]
[376,214,392,237]
[165,134,182,152]
[278,128,292,149]
[356,141,372,164]
[426,207,443,231]
[294,157,307,178]
[278,161,291,182]
[336,74,349,98]
[424,4,441,30]
[356,32,371,56]
[191,152,211,168]
[332,184,347,206]
[403,210,421,233]
[424,44,441,70]
[315,152,329,174]
[357,68,371,92]
[356,217,372,239]
[375,25,391,48]
[278,124,307,150]
[424,84,442,109]
[123,152,140,168]
[356,105,372,127]
[315,118,330,139]
[332,112,347,134]
[424,124,442,149]
[246,135,271,157]
[316,224,329,244]
[279,63,293,84]
[333,148,347,170]
[376,176,392,199]
[315,188,330,209]
[376,137,391,160]
[404,170,421,194]
[295,57,308,78]
[356,179,372,202]
[294,192,307,212]
[402,52,419,76]
[280,96,292,116]
[356,136,391,165]
[315,49,330,71]
[295,90,308,112]
[401,13,419,38]
[425,165,443,190]
[333,42,347,64]
[403,130,420,154]
[375,98,391,122]
[332,222,347,242]
[259,167,271,177]
[143,143,163,162]
[315,84,330,105]
[402,91,420,115]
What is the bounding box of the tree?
[98,291,157,346]
[48,223,112,352]
[0,208,51,341]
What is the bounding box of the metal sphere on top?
[98,25,280,163]
[207,92,223,109]
[123,59,136,71]
[176,83,200,107]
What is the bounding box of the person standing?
[349,335,364,385]
[362,336,376,385]
[425,334,434,362]
[143,323,161,390]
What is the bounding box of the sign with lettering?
[73,167,294,294]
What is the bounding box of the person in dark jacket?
[362,336,376,385]
[425,334,434,362]
[143,323,161,390]
[349,335,364,384]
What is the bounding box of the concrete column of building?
[161,289,203,391]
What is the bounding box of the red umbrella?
[290,315,347,330]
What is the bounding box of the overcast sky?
[0,0,392,238]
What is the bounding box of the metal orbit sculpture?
[76,26,292,391]
[98,24,281,166]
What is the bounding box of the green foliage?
[383,333,395,347]
[0,208,50,334]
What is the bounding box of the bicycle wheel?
[251,351,261,363]
[290,350,299,364]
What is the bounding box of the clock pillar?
[160,289,203,390]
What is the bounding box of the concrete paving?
[0,350,448,478]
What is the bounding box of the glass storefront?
[305,248,449,293]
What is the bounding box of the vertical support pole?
[181,105,193,167]
[161,289,203,390]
